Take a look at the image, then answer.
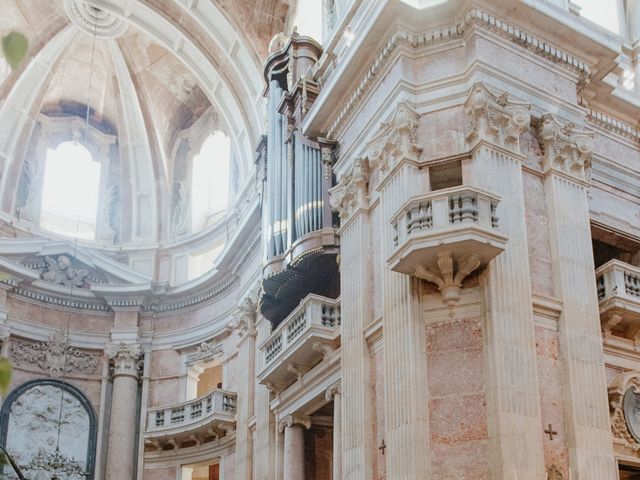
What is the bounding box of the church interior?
[0,0,639,479]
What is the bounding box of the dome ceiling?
[0,0,294,247]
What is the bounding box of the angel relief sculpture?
[41,255,90,288]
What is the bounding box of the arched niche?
[0,379,98,480]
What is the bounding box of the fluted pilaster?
[465,82,545,479]
[539,113,617,479]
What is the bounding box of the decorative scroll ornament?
[329,157,370,221]
[538,113,594,182]
[368,101,422,178]
[278,414,311,432]
[10,330,99,377]
[465,82,531,152]
[187,341,223,364]
[105,342,142,379]
[608,370,640,450]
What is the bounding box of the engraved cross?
[544,424,558,440]
[378,439,386,455]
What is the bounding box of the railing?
[146,389,237,433]
[596,259,640,305]
[391,185,500,248]
[261,294,340,370]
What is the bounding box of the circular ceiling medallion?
[64,0,128,38]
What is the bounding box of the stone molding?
[10,330,100,377]
[538,113,594,182]
[186,341,224,364]
[105,342,143,379]
[465,82,531,153]
[329,157,370,221]
[278,414,311,432]
[609,370,640,451]
[368,101,422,182]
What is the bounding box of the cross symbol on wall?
[544,423,558,440]
[378,439,386,455]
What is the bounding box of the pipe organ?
[258,34,340,326]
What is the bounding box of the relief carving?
[465,82,531,152]
[538,113,594,182]
[41,255,91,288]
[10,330,100,377]
[105,342,142,379]
[368,101,422,178]
[608,371,640,451]
[329,157,370,221]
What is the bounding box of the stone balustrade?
[388,185,507,305]
[144,389,237,449]
[259,294,340,389]
[596,260,640,345]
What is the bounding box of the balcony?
[259,294,340,390]
[144,390,237,449]
[596,260,640,345]
[388,185,507,305]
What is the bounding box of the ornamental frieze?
[10,330,100,377]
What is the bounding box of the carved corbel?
[465,82,531,152]
[413,251,482,307]
[537,113,594,182]
[312,341,336,360]
[278,414,312,433]
[207,427,220,441]
[368,101,422,177]
[286,363,307,384]
[329,157,370,221]
[602,312,623,342]
[265,381,281,398]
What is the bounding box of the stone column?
[326,384,342,480]
[538,114,617,478]
[464,83,545,479]
[329,157,374,480]
[104,342,142,480]
[369,101,430,479]
[279,415,310,480]
[234,296,258,480]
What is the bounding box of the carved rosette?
[278,414,311,433]
[465,82,531,152]
[609,371,640,452]
[368,101,422,178]
[105,343,142,380]
[329,157,370,221]
[538,113,594,182]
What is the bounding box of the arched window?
[40,141,101,239]
[190,131,230,232]
[0,379,97,479]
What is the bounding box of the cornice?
[586,108,640,143]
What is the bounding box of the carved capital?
[278,414,311,432]
[465,82,531,152]
[105,342,142,379]
[538,113,594,182]
[325,382,341,401]
[413,251,482,307]
[329,157,370,221]
[368,101,422,177]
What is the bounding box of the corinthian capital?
[368,101,422,177]
[538,113,594,182]
[465,82,531,152]
[105,342,142,379]
[329,157,370,221]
